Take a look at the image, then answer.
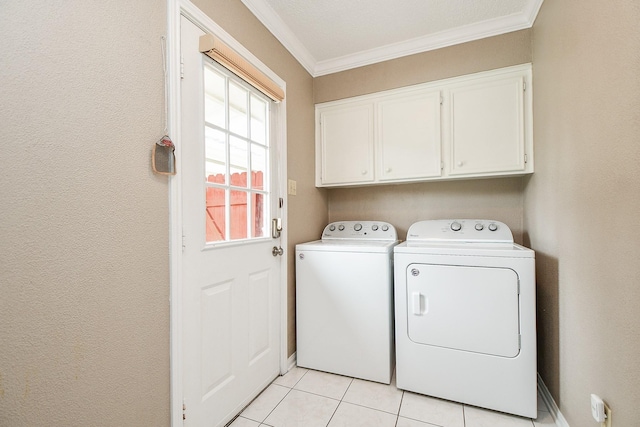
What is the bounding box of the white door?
[180,16,282,426]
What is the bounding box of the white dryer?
[296,221,399,384]
[394,219,536,418]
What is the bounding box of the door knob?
[272,246,284,256]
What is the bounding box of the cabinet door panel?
[449,76,525,175]
[319,104,374,185]
[378,91,442,181]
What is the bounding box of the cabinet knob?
[386,167,392,173]
[361,170,367,175]
[457,161,464,167]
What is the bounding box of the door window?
[204,62,270,242]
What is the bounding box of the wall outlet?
[287,179,297,196]
[602,403,612,427]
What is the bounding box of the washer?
[394,219,536,418]
[296,221,399,384]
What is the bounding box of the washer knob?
[451,221,462,231]
[372,224,379,231]
[475,223,484,231]
[338,224,345,231]
[329,225,336,231]
[354,223,362,231]
[488,223,498,231]
[381,225,389,231]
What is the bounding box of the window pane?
[205,127,226,183]
[251,144,266,190]
[251,95,267,144]
[229,81,248,137]
[204,67,225,128]
[230,190,248,240]
[229,136,248,186]
[206,187,226,242]
[251,192,266,238]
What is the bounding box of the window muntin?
[204,62,270,243]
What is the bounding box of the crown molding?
[241,0,316,75]
[242,0,544,77]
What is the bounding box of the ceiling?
[241,0,544,77]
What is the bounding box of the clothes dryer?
[296,221,399,384]
[394,219,536,417]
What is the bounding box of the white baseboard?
[538,374,570,427]
[286,352,297,371]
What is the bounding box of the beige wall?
[0,1,169,425]
[0,1,324,425]
[527,1,640,425]
[191,0,327,357]
[315,30,532,242]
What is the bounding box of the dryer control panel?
[322,221,397,241]
[407,219,513,243]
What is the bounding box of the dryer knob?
[475,223,484,231]
[372,224,379,231]
[338,224,345,231]
[354,223,362,231]
[488,223,498,231]
[329,225,336,231]
[381,225,389,232]
[451,221,462,231]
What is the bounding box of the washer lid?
[406,219,513,243]
[297,239,399,253]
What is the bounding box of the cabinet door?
[377,91,442,181]
[448,75,526,176]
[318,103,374,185]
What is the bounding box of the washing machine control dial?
[475,223,484,231]
[488,223,498,231]
[338,224,345,231]
[329,225,336,231]
[381,225,389,231]
[372,224,379,231]
[451,221,462,231]
[354,223,362,231]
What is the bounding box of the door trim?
[167,1,288,425]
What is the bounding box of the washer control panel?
[322,221,397,241]
[407,219,513,243]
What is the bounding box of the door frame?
[167,1,289,425]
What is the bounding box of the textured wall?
[527,1,640,425]
[191,0,326,357]
[0,1,169,426]
[314,30,532,242]
[314,29,532,103]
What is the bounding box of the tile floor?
[230,367,557,427]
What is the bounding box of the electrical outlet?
[288,179,297,196]
[601,403,612,427]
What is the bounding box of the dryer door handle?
[412,292,424,315]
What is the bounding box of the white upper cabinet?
[377,90,442,182]
[317,101,374,185]
[315,64,533,187]
[447,72,527,177]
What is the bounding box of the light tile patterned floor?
[230,366,556,427]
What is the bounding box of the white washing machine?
[296,221,399,384]
[394,219,536,418]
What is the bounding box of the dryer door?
[406,263,520,357]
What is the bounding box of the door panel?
[181,16,281,426]
[406,263,520,357]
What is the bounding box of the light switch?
[288,179,297,196]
